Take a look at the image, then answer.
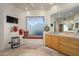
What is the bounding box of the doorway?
[59,24,64,32]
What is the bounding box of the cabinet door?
[59,36,79,56]
[45,34,49,46]
[45,34,52,47]
[47,35,52,48]
[51,35,59,50]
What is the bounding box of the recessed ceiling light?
[30,3,34,7]
[70,21,73,24]
[50,3,54,5]
[25,8,28,10]
[41,6,44,9]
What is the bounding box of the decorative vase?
[44,24,50,32]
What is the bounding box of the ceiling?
[13,3,54,10]
[51,5,79,19]
[12,3,79,19]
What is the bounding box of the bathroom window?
[26,16,45,36]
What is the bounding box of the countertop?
[45,32,79,40]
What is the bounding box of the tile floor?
[0,39,65,56]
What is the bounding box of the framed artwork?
[7,16,18,24]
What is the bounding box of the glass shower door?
[26,16,45,36]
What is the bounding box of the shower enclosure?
[26,16,45,36]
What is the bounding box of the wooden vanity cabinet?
[45,33,79,56]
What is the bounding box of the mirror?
[51,7,79,33]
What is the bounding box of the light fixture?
[70,21,73,24]
[41,6,44,9]
[30,3,34,7]
[25,8,28,10]
[50,3,54,5]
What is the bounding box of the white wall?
[0,10,5,51]
[0,3,26,51]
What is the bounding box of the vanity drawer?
[59,36,79,55]
[51,35,59,50]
